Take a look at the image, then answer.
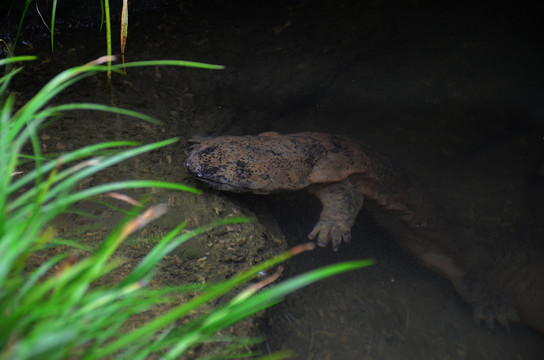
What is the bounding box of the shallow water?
[4,1,544,359]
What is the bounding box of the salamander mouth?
[185,160,254,192]
[199,177,228,188]
[186,169,248,192]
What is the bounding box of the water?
[5,1,544,358]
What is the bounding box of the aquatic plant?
[0,56,373,359]
[9,0,128,82]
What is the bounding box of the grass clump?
[0,56,373,359]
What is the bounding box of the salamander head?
[185,144,269,193]
[185,134,318,193]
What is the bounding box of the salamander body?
[185,131,544,334]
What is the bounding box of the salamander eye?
[261,174,269,180]
[238,172,247,180]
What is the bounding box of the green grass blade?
[0,55,37,68]
[0,65,28,96]
[50,0,58,51]
[164,260,374,359]
[121,217,253,285]
[1,55,372,359]
[44,180,200,211]
[7,140,139,194]
[7,138,184,213]
[93,245,363,358]
[46,103,161,124]
[12,254,68,304]
[10,0,33,53]
[110,59,225,71]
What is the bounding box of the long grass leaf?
[44,180,200,212]
[121,0,128,73]
[50,0,58,51]
[122,217,252,285]
[104,0,112,81]
[46,102,161,124]
[8,138,183,213]
[0,55,37,67]
[10,0,33,53]
[7,140,138,194]
[93,243,312,357]
[111,59,224,71]
[190,260,374,341]
[12,58,116,127]
[164,260,373,359]
[13,254,68,304]
[0,65,28,95]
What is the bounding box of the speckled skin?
[186,131,542,333]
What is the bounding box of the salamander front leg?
[307,180,365,251]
